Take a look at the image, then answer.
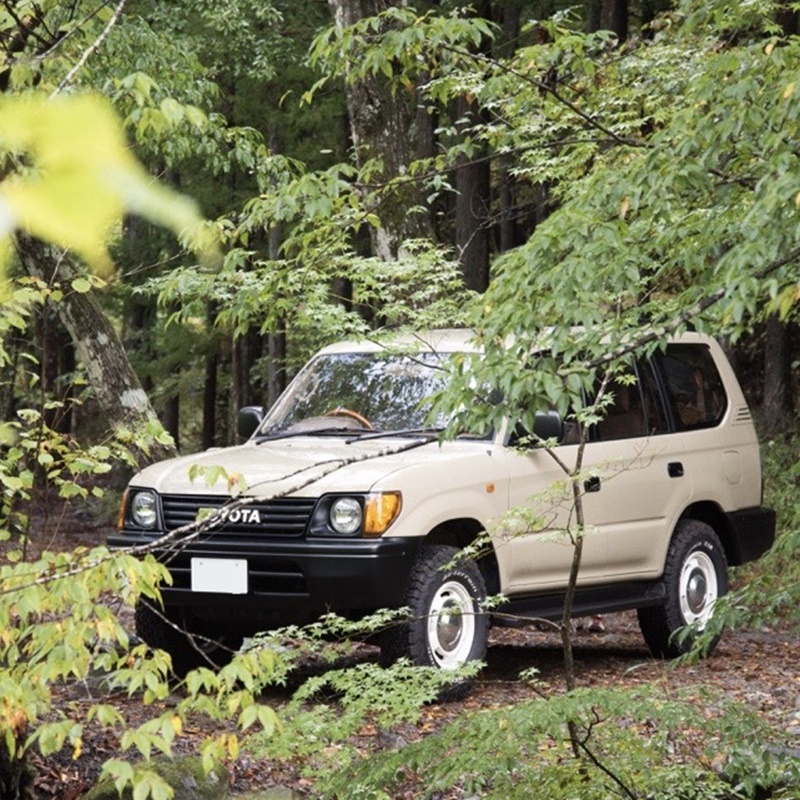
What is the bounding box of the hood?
[131,435,484,498]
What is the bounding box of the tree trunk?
[328,0,434,260]
[454,0,493,292]
[16,237,176,465]
[497,5,523,255]
[202,305,218,451]
[217,337,232,446]
[776,5,799,35]
[762,314,794,437]
[585,0,602,32]
[641,0,672,29]
[455,96,491,292]
[0,327,21,422]
[36,304,63,432]
[162,394,180,451]
[602,0,628,41]
[267,329,287,409]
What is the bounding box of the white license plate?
[191,558,248,594]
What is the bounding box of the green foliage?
[308,6,496,97]
[300,0,800,436]
[148,238,477,370]
[93,13,266,177]
[0,534,292,799]
[0,3,798,800]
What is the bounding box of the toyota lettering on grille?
[196,506,262,525]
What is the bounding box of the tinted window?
[656,344,727,430]
[595,362,666,441]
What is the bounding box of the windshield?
[259,351,454,435]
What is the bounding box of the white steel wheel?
[382,544,489,674]
[427,579,478,669]
[637,519,729,659]
[678,550,719,626]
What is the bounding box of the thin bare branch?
[51,0,126,97]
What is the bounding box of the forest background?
[0,0,799,798]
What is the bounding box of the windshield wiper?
[345,427,444,443]
[254,427,362,444]
[347,427,494,444]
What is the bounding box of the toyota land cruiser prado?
[109,329,776,674]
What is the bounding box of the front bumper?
[108,529,419,629]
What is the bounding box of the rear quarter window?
[656,344,728,431]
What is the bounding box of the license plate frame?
[190,558,248,594]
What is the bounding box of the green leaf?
[70,278,92,294]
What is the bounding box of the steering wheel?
[324,407,374,430]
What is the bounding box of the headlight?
[310,492,402,537]
[130,490,158,529]
[329,497,363,535]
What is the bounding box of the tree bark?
[585,0,602,33]
[762,314,794,437]
[454,0,493,292]
[36,304,68,432]
[641,0,672,29]
[602,0,628,41]
[455,96,491,292]
[328,0,434,260]
[16,236,176,465]
[267,328,287,409]
[0,327,21,422]
[202,305,218,451]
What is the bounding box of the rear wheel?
[380,544,488,670]
[638,519,728,659]
[135,600,243,677]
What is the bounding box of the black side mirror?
[238,406,265,440]
[532,411,563,442]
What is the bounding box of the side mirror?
[532,411,563,442]
[237,406,264,440]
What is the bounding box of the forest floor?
[11,496,800,799]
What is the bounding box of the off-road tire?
[380,544,488,670]
[638,519,728,659]
[135,600,243,677]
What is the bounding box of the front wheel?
[135,600,243,677]
[638,519,728,659]
[381,544,488,670]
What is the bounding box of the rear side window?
[594,361,667,441]
[656,344,728,431]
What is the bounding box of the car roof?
[314,328,717,358]
[315,328,480,356]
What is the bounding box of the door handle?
[584,475,601,493]
[668,462,684,478]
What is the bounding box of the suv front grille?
[161,494,315,538]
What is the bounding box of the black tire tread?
[380,544,488,669]
[638,519,728,659]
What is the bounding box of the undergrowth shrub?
[261,684,800,800]
[701,431,800,643]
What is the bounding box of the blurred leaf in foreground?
[0,92,217,281]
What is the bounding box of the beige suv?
[110,329,775,674]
